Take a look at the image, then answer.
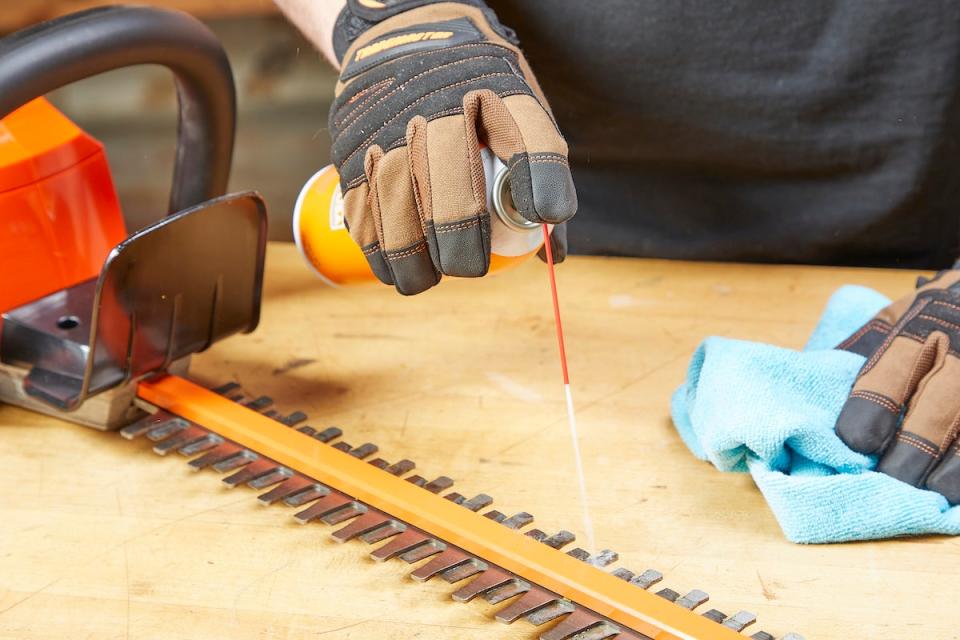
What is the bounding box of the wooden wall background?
[2,1,337,240]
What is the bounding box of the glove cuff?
[332,0,517,63]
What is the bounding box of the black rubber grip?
[0,5,236,214]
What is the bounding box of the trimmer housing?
[0,6,267,429]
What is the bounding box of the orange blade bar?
[138,374,743,640]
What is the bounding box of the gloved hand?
[329,0,577,295]
[836,269,960,504]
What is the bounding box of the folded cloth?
[671,285,960,543]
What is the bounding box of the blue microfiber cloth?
[671,285,960,543]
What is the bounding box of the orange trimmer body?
[0,97,126,313]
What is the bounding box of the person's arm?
[273,0,345,67]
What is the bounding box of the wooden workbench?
[0,243,954,639]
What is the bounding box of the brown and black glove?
[835,269,960,504]
[329,0,577,295]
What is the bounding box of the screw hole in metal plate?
[56,315,80,330]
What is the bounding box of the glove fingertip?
[529,160,578,224]
[364,249,395,286]
[835,394,902,456]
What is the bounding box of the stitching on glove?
[361,241,381,256]
[336,78,397,127]
[937,413,960,453]
[897,432,939,457]
[335,49,514,130]
[435,218,480,233]
[386,242,428,259]
[837,319,891,350]
[528,152,566,160]
[529,158,569,167]
[346,175,368,189]
[850,390,900,414]
[930,300,960,313]
[917,313,960,333]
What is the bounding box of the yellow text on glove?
[354,31,455,61]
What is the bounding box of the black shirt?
[487,0,960,268]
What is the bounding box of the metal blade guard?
[1,192,267,414]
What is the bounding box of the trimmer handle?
[0,5,235,213]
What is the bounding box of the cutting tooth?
[248,467,292,489]
[451,568,517,602]
[611,568,634,581]
[211,450,258,473]
[502,512,534,530]
[330,511,400,544]
[539,610,618,640]
[145,419,189,441]
[567,548,590,562]
[297,426,317,436]
[222,459,276,487]
[263,409,280,419]
[257,477,313,505]
[629,569,663,589]
[315,427,342,443]
[405,475,427,487]
[701,609,727,623]
[151,426,207,455]
[524,529,547,542]
[120,413,180,440]
[244,395,273,411]
[332,441,352,453]
[410,548,476,582]
[283,484,330,506]
[349,443,378,459]
[279,411,307,426]
[360,520,407,544]
[443,492,466,504]
[655,588,680,602]
[385,459,415,476]
[750,632,775,640]
[461,494,493,512]
[211,381,241,395]
[541,530,575,549]
[370,530,433,562]
[484,579,530,604]
[368,458,390,470]
[588,549,618,567]
[676,589,709,610]
[423,476,454,494]
[494,587,560,623]
[399,539,446,563]
[484,510,506,523]
[189,443,243,471]
[227,392,245,402]
[321,502,367,525]
[293,493,356,524]
[722,610,757,632]
[526,600,576,626]
[442,560,488,584]
[178,433,223,456]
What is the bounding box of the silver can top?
[490,159,539,232]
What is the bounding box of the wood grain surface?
[0,243,955,639]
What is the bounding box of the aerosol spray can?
[293,148,550,286]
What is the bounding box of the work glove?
[329,0,577,295]
[835,268,960,504]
